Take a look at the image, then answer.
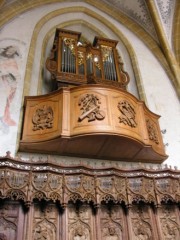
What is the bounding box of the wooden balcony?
[19,84,168,163]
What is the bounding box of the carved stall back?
[0,155,180,239]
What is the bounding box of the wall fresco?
[0,44,21,132]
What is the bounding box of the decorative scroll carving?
[78,94,105,122]
[117,53,130,87]
[32,105,53,131]
[118,100,137,127]
[146,119,159,144]
[46,38,58,72]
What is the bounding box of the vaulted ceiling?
[0,0,180,96]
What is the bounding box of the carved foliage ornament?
[78,94,105,122]
[78,51,84,66]
[118,100,137,127]
[101,45,113,62]
[63,37,76,55]
[32,105,53,131]
[146,119,159,144]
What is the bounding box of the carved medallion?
[146,119,159,144]
[78,94,105,122]
[33,173,48,190]
[6,170,28,189]
[32,105,53,131]
[118,100,137,127]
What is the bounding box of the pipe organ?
[46,28,129,89]
[19,28,167,163]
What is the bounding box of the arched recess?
[15,5,176,155]
[1,1,175,94]
[23,6,160,100]
[173,0,180,66]
[16,7,149,154]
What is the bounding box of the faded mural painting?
[0,46,21,133]
[0,40,24,155]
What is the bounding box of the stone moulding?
[0,154,179,208]
[19,84,168,163]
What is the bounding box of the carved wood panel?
[99,205,127,240]
[0,200,24,240]
[128,204,158,240]
[157,205,180,240]
[67,204,95,240]
[20,85,167,162]
[26,202,60,240]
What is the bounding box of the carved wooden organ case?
[45,28,129,89]
[19,28,167,163]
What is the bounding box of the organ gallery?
[0,29,179,240]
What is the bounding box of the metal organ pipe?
[111,52,117,81]
[61,36,118,80]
